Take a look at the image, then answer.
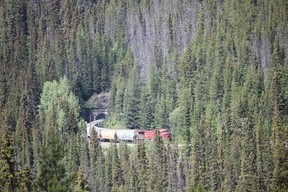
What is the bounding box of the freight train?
[86,120,171,142]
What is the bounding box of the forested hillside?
[0,0,288,191]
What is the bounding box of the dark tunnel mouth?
[95,113,106,120]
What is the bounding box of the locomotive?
[86,120,171,142]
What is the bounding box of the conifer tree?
[17,166,33,192]
[236,118,258,192]
[123,66,141,129]
[111,143,124,192]
[178,86,192,144]
[74,168,90,192]
[167,142,179,192]
[128,158,137,192]
[0,112,17,191]
[80,128,89,168]
[271,95,288,191]
[177,153,186,191]
[140,85,155,129]
[236,67,260,192]
[34,127,76,192]
[190,116,206,189]
[136,140,148,192]
[165,78,177,115]
[105,144,113,192]
[32,117,40,173]
[89,128,99,191]
[154,94,168,128]
[15,104,28,168]
[66,133,81,176]
[149,131,168,192]
[119,142,131,191]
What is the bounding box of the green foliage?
[17,166,33,192]
[139,84,155,130]
[136,141,148,192]
[39,77,80,136]
[34,131,76,192]
[0,112,17,191]
[111,143,124,192]
[119,142,131,191]
[123,66,141,129]
[89,128,105,191]
[154,94,168,128]
[167,143,179,191]
[74,168,90,192]
[105,144,113,192]
[149,131,168,191]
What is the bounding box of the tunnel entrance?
[96,113,106,120]
[90,108,108,121]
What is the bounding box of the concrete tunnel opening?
[96,113,106,120]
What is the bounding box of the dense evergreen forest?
[0,0,288,191]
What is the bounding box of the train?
[86,120,171,142]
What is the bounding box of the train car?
[100,129,117,141]
[86,120,105,138]
[116,130,138,141]
[144,130,156,139]
[136,130,145,140]
[87,126,102,138]
[94,127,102,136]
[159,129,171,139]
[144,129,171,139]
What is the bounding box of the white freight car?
[116,130,138,141]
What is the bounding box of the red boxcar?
[144,130,156,139]
[144,129,171,139]
[159,129,171,139]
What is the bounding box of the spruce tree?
[190,116,206,189]
[74,168,90,192]
[111,143,124,192]
[34,116,76,192]
[17,166,33,192]
[140,85,155,130]
[272,99,288,191]
[123,65,141,129]
[128,157,137,192]
[119,142,131,191]
[154,94,168,128]
[149,131,168,192]
[136,140,148,192]
[105,144,113,192]
[89,128,100,192]
[0,112,17,191]
[167,142,179,192]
